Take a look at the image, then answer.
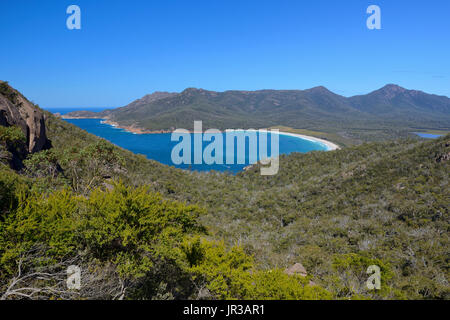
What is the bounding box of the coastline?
[64,117,340,151]
[62,115,105,119]
[101,120,173,134]
[276,132,340,151]
[242,129,340,151]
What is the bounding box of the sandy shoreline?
[276,132,340,151]
[240,129,339,151]
[65,117,340,151]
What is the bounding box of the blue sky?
[1,0,449,108]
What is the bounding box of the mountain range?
[64,84,450,141]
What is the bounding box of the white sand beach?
[277,131,340,151]
[243,129,340,151]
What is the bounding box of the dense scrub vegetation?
[1,110,449,299]
[0,174,330,299]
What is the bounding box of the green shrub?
[0,125,26,148]
[183,238,332,300]
[23,149,60,178]
[0,182,206,280]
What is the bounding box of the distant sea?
[45,107,110,115]
[45,108,330,173]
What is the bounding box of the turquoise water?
[414,132,443,139]
[45,108,330,173]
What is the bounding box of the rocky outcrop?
[284,263,317,286]
[0,81,51,154]
[284,263,308,277]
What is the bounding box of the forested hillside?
[1,83,449,299]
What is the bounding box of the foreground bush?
[0,182,205,299]
[0,181,331,300]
